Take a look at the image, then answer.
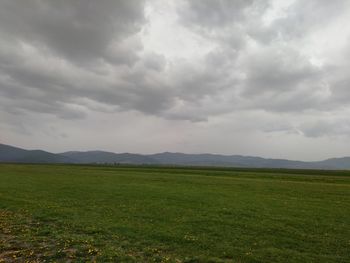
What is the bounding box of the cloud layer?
[1,0,350,160]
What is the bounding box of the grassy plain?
[0,164,349,262]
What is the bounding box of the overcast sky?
[1,0,350,161]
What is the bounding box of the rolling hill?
[0,143,73,163]
[1,143,350,169]
[60,151,157,164]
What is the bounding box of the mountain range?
[1,143,350,170]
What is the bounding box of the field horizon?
[2,143,350,170]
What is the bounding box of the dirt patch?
[0,210,88,262]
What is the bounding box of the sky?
[1,0,350,161]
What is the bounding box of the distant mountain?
[149,152,312,168]
[312,157,350,170]
[60,151,157,164]
[0,143,73,163]
[1,143,350,170]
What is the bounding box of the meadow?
[0,164,349,262]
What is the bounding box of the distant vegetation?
[1,164,349,262]
[2,143,350,170]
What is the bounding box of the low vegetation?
[1,164,349,262]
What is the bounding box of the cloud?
[1,0,350,159]
[0,0,174,119]
[300,118,350,138]
[0,0,146,64]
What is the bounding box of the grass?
[0,164,349,262]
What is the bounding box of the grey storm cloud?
[0,0,146,63]
[1,0,350,158]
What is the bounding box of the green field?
[0,164,349,262]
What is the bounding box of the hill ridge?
[1,143,350,169]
